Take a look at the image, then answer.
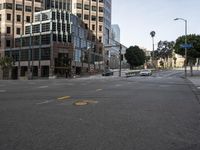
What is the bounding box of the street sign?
[180,44,193,49]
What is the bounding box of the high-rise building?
[103,0,111,45]
[0,0,112,79]
[71,0,112,49]
[0,0,43,57]
[4,9,97,79]
[44,0,72,10]
[111,24,120,43]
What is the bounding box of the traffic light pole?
[119,44,122,77]
[104,43,123,77]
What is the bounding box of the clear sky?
[112,0,200,50]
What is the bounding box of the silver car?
[139,69,152,76]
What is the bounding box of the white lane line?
[159,85,170,88]
[29,82,36,85]
[38,86,48,89]
[36,100,54,105]
[96,89,103,92]
[197,87,200,89]
[0,90,6,93]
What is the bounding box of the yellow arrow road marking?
[57,96,71,100]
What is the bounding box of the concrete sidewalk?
[186,69,200,86]
[188,76,200,88]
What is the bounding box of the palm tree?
[150,31,156,67]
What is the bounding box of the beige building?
[71,0,111,55]
[0,0,43,57]
[0,0,112,79]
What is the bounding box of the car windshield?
[141,69,149,72]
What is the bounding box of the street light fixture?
[174,18,187,78]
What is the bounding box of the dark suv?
[102,69,114,76]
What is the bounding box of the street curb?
[186,78,200,105]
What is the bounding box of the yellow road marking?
[57,96,71,100]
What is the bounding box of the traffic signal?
[120,54,123,61]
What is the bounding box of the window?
[41,48,50,60]
[25,6,32,12]
[16,4,23,11]
[92,24,95,30]
[76,3,82,9]
[7,13,11,20]
[91,16,96,21]
[35,7,41,12]
[52,12,55,20]
[92,6,97,11]
[99,7,103,12]
[99,17,103,22]
[99,36,102,42]
[85,24,88,29]
[16,15,21,22]
[42,23,50,32]
[42,13,48,21]
[7,27,11,34]
[41,35,50,45]
[99,25,102,31]
[32,24,40,33]
[92,35,95,41]
[6,40,11,47]
[84,4,89,10]
[21,50,29,61]
[26,16,31,22]
[25,26,30,34]
[84,14,89,20]
[52,22,56,31]
[3,3,12,9]
[77,13,81,19]
[16,28,21,35]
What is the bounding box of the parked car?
[102,69,114,76]
[139,69,152,76]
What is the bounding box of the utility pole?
[174,18,188,78]
[119,44,122,77]
[104,43,123,77]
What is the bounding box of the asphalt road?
[0,70,200,150]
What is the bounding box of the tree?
[157,41,174,68]
[125,46,146,69]
[174,34,200,76]
[0,56,13,79]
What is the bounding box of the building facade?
[0,0,43,57]
[111,24,120,42]
[109,24,120,69]
[5,9,100,79]
[0,0,111,79]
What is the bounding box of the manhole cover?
[73,100,98,106]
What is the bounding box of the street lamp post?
[174,18,187,78]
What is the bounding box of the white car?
[139,69,152,76]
